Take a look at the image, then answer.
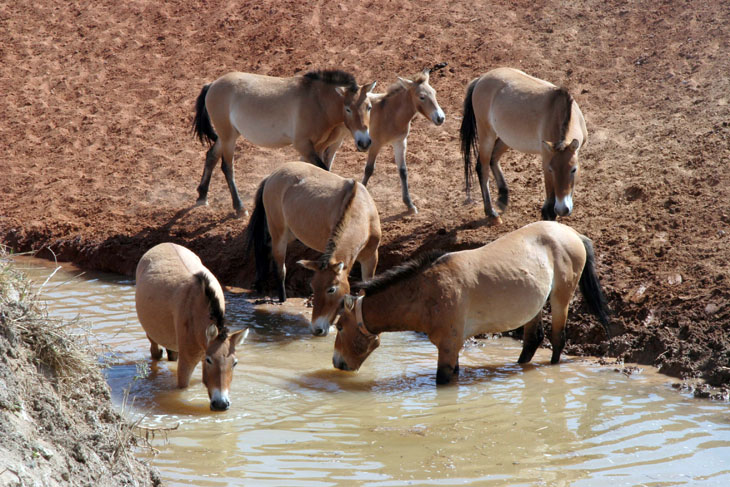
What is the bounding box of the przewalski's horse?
[332,221,610,385]
[135,243,249,410]
[361,63,447,214]
[460,67,588,223]
[193,70,377,216]
[245,161,381,336]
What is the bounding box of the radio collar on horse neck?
[355,296,377,339]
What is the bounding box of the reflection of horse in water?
[193,70,376,215]
[461,67,588,223]
[245,161,381,337]
[332,221,610,385]
[135,243,248,410]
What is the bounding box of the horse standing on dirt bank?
[245,161,381,336]
[361,63,447,214]
[135,243,249,411]
[193,70,377,216]
[332,221,610,385]
[461,67,588,223]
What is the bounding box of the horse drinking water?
[361,63,447,214]
[460,67,588,223]
[245,161,381,336]
[193,70,377,215]
[332,221,610,385]
[135,243,248,410]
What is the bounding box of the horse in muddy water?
[135,242,249,411]
[460,67,588,224]
[361,63,447,214]
[331,221,610,385]
[245,161,381,336]
[192,69,377,216]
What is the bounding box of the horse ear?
[230,328,249,348]
[397,76,414,89]
[298,259,319,272]
[542,140,555,153]
[343,294,355,312]
[363,81,377,93]
[331,262,345,274]
[205,324,218,345]
[569,138,580,151]
[421,67,431,79]
[335,86,347,97]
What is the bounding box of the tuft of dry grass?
[1,246,97,387]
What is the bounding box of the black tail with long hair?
[578,236,611,338]
[244,178,271,293]
[192,83,218,146]
[460,78,479,199]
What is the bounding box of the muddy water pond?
[12,256,730,486]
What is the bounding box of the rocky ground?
[0,0,728,389]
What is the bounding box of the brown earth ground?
[1,1,729,391]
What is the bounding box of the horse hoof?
[235,208,249,218]
[407,205,418,215]
[195,199,208,207]
[463,197,474,206]
[485,215,503,226]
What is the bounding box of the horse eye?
[345,107,352,114]
[327,286,337,294]
[419,95,426,100]
[232,359,238,368]
[205,356,213,365]
[571,167,578,174]
[367,105,372,111]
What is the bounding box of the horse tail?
[460,77,479,199]
[193,83,218,146]
[578,235,611,338]
[244,178,271,293]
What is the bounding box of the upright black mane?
[195,271,225,332]
[358,250,447,297]
[552,87,574,150]
[317,179,358,269]
[304,69,358,93]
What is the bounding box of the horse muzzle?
[431,109,445,126]
[209,390,231,411]
[554,194,574,217]
[310,316,332,337]
[332,352,352,371]
[355,131,372,152]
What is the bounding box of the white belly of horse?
[230,106,294,148]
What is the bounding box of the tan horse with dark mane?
[193,70,377,215]
[461,67,588,223]
[361,63,447,214]
[245,161,381,336]
[332,221,610,385]
[135,243,248,410]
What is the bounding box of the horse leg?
[166,349,178,361]
[489,138,510,211]
[357,236,380,280]
[294,139,328,171]
[436,343,460,385]
[476,135,500,223]
[541,159,557,221]
[220,140,245,217]
[196,139,222,206]
[394,138,417,214]
[175,353,196,389]
[362,142,382,186]
[518,311,544,364]
[272,235,288,303]
[147,334,163,360]
[549,294,570,364]
[323,138,344,170]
